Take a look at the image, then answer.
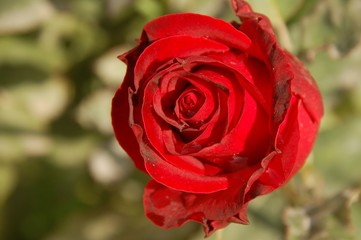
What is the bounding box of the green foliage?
[0,0,360,239]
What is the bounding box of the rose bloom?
[112,0,323,236]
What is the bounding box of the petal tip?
[232,0,253,14]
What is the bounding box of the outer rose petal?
[232,0,253,13]
[134,35,229,89]
[232,0,323,122]
[144,181,247,237]
[143,13,252,50]
[131,124,229,193]
[246,98,320,201]
[231,0,323,200]
[112,44,147,171]
[144,165,259,237]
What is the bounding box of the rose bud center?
[176,88,205,119]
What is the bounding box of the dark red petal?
[111,35,151,172]
[245,96,320,202]
[231,1,323,199]
[144,13,251,51]
[175,88,205,119]
[153,69,217,130]
[166,56,272,162]
[175,73,220,128]
[191,65,245,132]
[182,55,268,115]
[244,56,274,116]
[192,89,270,161]
[131,123,228,193]
[232,0,253,14]
[144,166,258,236]
[142,74,209,156]
[127,63,226,191]
[233,2,323,124]
[209,50,274,117]
[285,52,324,122]
[147,68,229,156]
[163,88,228,156]
[134,36,229,90]
[140,80,207,176]
[152,68,190,130]
[111,80,146,172]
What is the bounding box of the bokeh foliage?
[0,0,361,239]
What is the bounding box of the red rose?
[112,0,323,236]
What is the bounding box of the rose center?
[176,89,204,118]
[183,92,197,108]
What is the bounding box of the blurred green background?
[0,0,361,239]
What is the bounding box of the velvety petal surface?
[231,0,323,201]
[112,43,148,171]
[143,13,252,50]
[134,35,229,89]
[144,164,259,236]
[232,0,323,122]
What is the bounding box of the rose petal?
[154,69,217,130]
[232,2,323,123]
[134,36,229,89]
[153,69,190,130]
[144,13,252,51]
[244,56,274,115]
[175,88,205,119]
[285,52,324,121]
[140,137,228,193]
[244,96,320,202]
[232,0,253,14]
[177,73,219,128]
[191,65,245,132]
[193,90,270,165]
[163,88,228,156]
[112,43,147,171]
[112,86,146,171]
[208,50,274,117]
[243,102,299,200]
[182,55,268,114]
[144,165,258,236]
[134,79,206,175]
[129,123,228,193]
